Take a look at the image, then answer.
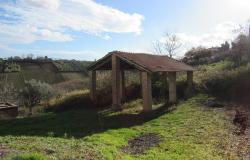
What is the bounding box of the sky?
[0,0,250,60]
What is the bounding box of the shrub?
[3,62,21,73]
[19,79,56,115]
[194,61,250,95]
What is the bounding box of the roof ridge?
[88,51,194,72]
[112,50,171,57]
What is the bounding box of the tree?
[19,79,54,115]
[0,58,4,72]
[220,41,230,51]
[26,53,34,59]
[152,40,163,54]
[153,33,182,58]
[0,58,3,64]
[231,34,250,66]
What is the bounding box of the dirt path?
[217,74,250,159]
[225,105,250,160]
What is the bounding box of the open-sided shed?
[87,51,194,111]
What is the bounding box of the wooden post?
[161,72,168,102]
[187,71,193,89]
[141,72,152,112]
[186,71,193,96]
[120,70,126,103]
[112,55,121,110]
[168,72,176,104]
[89,70,96,101]
[139,71,143,97]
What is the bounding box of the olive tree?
[19,79,54,115]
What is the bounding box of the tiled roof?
[88,51,194,72]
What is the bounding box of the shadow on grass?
[0,105,172,138]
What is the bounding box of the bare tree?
[163,33,182,58]
[152,40,163,54]
[153,33,182,58]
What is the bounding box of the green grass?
[4,153,48,160]
[0,95,238,160]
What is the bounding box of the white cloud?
[189,0,250,33]
[177,22,240,48]
[159,21,246,58]
[33,28,73,42]
[0,24,73,46]
[0,43,8,49]
[0,0,143,46]
[21,0,61,10]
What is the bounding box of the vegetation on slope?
[53,60,91,73]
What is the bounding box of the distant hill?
[0,59,92,88]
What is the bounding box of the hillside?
[0,59,91,88]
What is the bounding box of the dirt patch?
[0,150,8,158]
[225,106,250,160]
[121,133,162,155]
[0,147,17,158]
[233,109,249,135]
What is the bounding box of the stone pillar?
[168,72,176,104]
[120,70,126,103]
[112,55,121,110]
[141,72,152,112]
[89,70,96,101]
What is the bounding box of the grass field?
[0,94,240,160]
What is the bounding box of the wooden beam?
[116,55,152,73]
[141,72,152,112]
[91,58,111,71]
[89,71,96,101]
[169,72,176,103]
[112,54,121,110]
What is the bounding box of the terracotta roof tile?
[88,51,194,72]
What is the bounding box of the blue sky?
[0,0,250,60]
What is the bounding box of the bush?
[3,62,21,73]
[19,79,56,115]
[194,61,250,95]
